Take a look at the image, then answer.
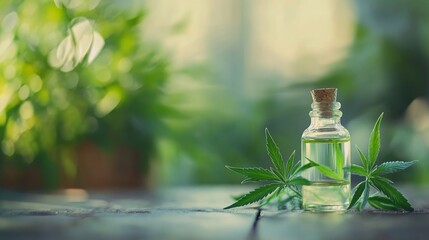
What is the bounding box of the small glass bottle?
[301,88,351,212]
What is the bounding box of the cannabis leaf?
[224,184,282,209]
[306,158,343,181]
[347,113,417,212]
[303,140,346,181]
[224,128,316,209]
[335,142,345,178]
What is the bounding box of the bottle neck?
[309,102,342,126]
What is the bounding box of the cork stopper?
[311,88,337,103]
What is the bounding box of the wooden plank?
[257,210,429,240]
[1,185,428,239]
[0,186,258,239]
[256,185,429,240]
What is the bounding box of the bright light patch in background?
[0,34,16,63]
[117,58,132,73]
[0,12,19,63]
[4,65,16,79]
[71,19,94,63]
[96,90,122,117]
[406,98,429,145]
[1,140,14,156]
[19,101,34,120]
[62,188,88,202]
[249,0,355,79]
[0,88,13,114]
[49,18,105,72]
[87,32,104,64]
[54,0,101,11]
[143,0,355,81]
[29,75,43,93]
[1,11,19,32]
[143,0,210,66]
[18,85,30,100]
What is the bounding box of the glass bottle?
[301,88,351,212]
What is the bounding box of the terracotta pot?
[1,141,148,190]
[0,164,44,190]
[71,141,144,189]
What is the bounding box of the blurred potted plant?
[0,0,173,189]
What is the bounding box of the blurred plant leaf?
[50,17,104,72]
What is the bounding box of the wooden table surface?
[1,185,428,240]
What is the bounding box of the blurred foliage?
[158,0,429,185]
[0,0,173,188]
[285,0,429,184]
[1,0,428,188]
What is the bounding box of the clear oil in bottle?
[301,88,351,212]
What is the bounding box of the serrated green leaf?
[370,177,413,212]
[306,158,343,181]
[265,128,285,179]
[348,181,366,210]
[356,146,369,171]
[372,160,418,176]
[357,202,363,210]
[232,193,246,201]
[257,187,282,208]
[368,113,383,170]
[288,176,311,186]
[288,185,302,197]
[270,167,285,183]
[224,184,281,209]
[358,181,370,211]
[372,175,394,184]
[285,150,296,177]
[335,142,344,177]
[347,164,367,177]
[368,195,400,211]
[291,161,301,177]
[225,166,279,183]
[291,161,318,177]
[274,186,283,197]
[369,195,395,204]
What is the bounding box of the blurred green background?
[0,0,428,189]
